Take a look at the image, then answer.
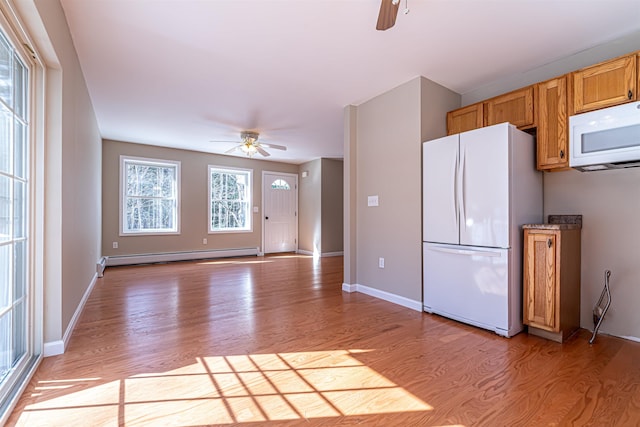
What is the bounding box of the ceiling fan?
[376,0,409,31]
[220,131,287,158]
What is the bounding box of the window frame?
[119,155,181,236]
[208,165,253,234]
[0,7,40,422]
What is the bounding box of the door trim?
[261,171,299,255]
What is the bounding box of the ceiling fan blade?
[256,146,271,157]
[225,145,240,154]
[261,143,287,151]
[376,0,399,31]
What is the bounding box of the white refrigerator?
[422,123,542,337]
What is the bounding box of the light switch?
[367,195,379,207]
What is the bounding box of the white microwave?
[569,101,640,172]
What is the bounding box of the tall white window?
[209,166,252,233]
[121,156,180,234]
[0,28,31,412]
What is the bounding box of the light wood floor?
[7,254,640,426]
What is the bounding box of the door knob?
[548,239,552,248]
[629,90,633,100]
[560,150,565,159]
[265,216,269,220]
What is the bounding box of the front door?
[263,172,297,253]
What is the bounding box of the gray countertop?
[522,214,582,230]
[522,223,581,230]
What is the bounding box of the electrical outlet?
[378,257,385,268]
[112,242,118,249]
[202,238,207,245]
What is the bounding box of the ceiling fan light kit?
[240,142,258,156]
[217,131,287,158]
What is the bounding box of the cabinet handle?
[629,90,633,100]
[560,150,565,159]
[548,239,552,248]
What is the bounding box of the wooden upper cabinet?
[485,86,535,129]
[572,54,636,114]
[536,76,569,170]
[446,103,483,135]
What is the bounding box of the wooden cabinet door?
[446,103,483,135]
[524,231,558,332]
[485,86,535,129]
[572,54,636,114]
[537,76,568,170]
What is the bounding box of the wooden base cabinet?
[523,224,581,343]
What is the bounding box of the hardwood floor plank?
[7,254,640,426]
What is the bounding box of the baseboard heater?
[96,256,107,277]
[105,247,259,267]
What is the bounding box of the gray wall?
[102,139,299,256]
[21,0,103,349]
[344,106,357,285]
[545,169,640,340]
[320,158,343,254]
[346,77,459,303]
[298,158,344,255]
[462,32,640,340]
[298,159,322,254]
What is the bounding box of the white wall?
[462,30,640,105]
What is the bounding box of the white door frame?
[261,171,299,255]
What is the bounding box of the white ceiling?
[59,0,640,164]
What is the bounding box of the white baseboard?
[43,272,98,357]
[342,283,357,292]
[297,250,344,257]
[43,340,64,357]
[321,251,344,257]
[342,283,422,312]
[616,334,640,343]
[105,247,259,267]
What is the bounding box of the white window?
[271,179,290,190]
[209,166,252,233]
[120,156,180,235]
[0,26,31,413]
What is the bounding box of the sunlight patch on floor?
[17,349,433,425]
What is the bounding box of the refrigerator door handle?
[458,146,466,232]
[453,148,459,233]
[428,245,502,257]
